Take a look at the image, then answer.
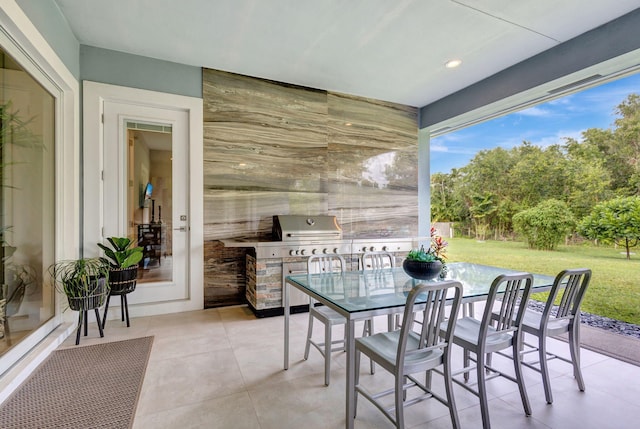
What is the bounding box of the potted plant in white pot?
[98,237,143,328]
[48,257,110,345]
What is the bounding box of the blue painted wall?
[15,0,80,77]
[16,0,202,98]
[80,46,202,98]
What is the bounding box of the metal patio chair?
[304,254,373,385]
[518,268,592,404]
[444,272,534,429]
[354,280,463,429]
[361,251,399,331]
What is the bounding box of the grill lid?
[273,215,343,241]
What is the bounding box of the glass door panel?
[0,48,55,358]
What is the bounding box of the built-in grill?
[262,215,351,258]
[222,214,416,317]
[273,215,342,242]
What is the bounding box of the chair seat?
[357,330,444,374]
[521,309,570,336]
[310,305,346,325]
[443,317,514,354]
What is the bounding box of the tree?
[513,199,575,250]
[578,196,640,259]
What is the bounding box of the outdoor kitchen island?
[221,215,416,317]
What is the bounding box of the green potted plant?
[48,257,110,344]
[98,236,143,293]
[403,227,448,280]
[98,237,143,328]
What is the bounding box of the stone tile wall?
[203,68,418,307]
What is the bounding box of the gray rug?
[0,336,154,429]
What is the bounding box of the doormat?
[0,336,154,429]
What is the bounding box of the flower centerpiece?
[403,227,448,280]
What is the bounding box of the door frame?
[83,81,203,316]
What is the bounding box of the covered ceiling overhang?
[421,8,640,133]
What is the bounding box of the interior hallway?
[59,305,640,429]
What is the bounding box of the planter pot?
[402,259,443,280]
[108,266,138,295]
[66,276,108,311]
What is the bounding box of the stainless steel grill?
[272,215,342,241]
[222,214,416,316]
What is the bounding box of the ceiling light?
[345,122,352,126]
[445,59,462,69]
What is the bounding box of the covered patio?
[57,305,640,428]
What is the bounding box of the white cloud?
[430,143,449,153]
[518,106,552,117]
[529,129,584,147]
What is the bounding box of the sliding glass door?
[0,48,55,358]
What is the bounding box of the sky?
[430,72,640,174]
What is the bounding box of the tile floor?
[59,305,640,429]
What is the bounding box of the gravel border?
[526,300,640,339]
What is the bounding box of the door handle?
[173,226,188,232]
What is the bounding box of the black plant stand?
[102,266,138,329]
[75,307,104,345]
[102,292,132,328]
[67,279,108,346]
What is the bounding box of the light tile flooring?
[60,305,640,429]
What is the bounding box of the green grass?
[445,237,640,325]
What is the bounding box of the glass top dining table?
[282,262,556,429]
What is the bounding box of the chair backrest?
[307,254,346,274]
[543,268,591,322]
[482,272,533,339]
[361,251,395,270]
[396,280,463,366]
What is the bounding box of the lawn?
[445,237,640,325]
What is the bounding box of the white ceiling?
[55,0,640,107]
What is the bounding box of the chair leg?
[485,352,493,374]
[463,348,470,382]
[354,350,361,418]
[568,323,585,392]
[443,357,461,429]
[513,337,532,416]
[304,313,314,360]
[364,319,375,375]
[476,352,492,429]
[538,334,553,404]
[324,321,332,386]
[95,308,104,338]
[395,374,405,429]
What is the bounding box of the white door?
[102,101,189,303]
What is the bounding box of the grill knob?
[369,246,375,252]
[322,248,329,254]
[312,249,318,254]
[289,250,295,256]
[300,249,307,256]
[333,248,339,254]
[382,246,388,251]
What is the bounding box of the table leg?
[345,318,356,429]
[284,280,290,370]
